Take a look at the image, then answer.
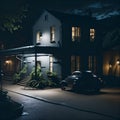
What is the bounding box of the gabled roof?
[46,9,96,24]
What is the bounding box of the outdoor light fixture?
[5,60,12,64]
[109,64,112,68]
[116,59,120,65]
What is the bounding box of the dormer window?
[50,26,55,43]
[72,27,81,42]
[90,28,95,42]
[36,31,42,44]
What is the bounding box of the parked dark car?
[60,70,104,92]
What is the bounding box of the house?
[99,15,120,86]
[31,10,102,78]
[1,10,119,85]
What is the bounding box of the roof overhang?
[0,45,62,57]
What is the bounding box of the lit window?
[72,27,81,42]
[90,28,95,42]
[49,56,53,72]
[36,31,42,43]
[50,26,55,43]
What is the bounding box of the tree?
[103,28,120,49]
[0,0,28,33]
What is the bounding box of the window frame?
[90,28,95,42]
[71,56,80,73]
[72,27,81,42]
[49,56,53,72]
[36,31,42,44]
[88,56,96,73]
[50,26,55,43]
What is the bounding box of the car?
[60,70,104,92]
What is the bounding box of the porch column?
[35,46,37,80]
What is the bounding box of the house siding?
[103,50,120,77]
[33,11,62,47]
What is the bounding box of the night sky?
[1,0,120,18]
[0,0,120,48]
[30,0,120,20]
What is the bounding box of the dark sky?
[27,0,120,20]
[0,0,120,48]
[28,0,120,10]
[1,0,120,19]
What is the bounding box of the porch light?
[116,59,120,65]
[109,64,112,68]
[5,60,12,64]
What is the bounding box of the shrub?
[30,66,41,81]
[46,71,60,87]
[13,73,20,84]
[25,66,60,89]
[0,90,9,100]
[13,64,27,84]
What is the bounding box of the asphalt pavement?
[2,80,120,120]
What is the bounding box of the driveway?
[2,80,120,120]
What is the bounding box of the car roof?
[72,71,81,74]
[72,70,93,75]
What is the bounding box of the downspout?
[16,55,24,69]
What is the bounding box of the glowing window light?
[90,28,95,42]
[72,27,81,42]
[50,26,55,42]
[49,56,53,72]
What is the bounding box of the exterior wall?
[52,56,62,79]
[32,10,99,79]
[33,11,62,47]
[24,54,62,79]
[70,54,102,74]
[103,50,120,77]
[2,56,20,75]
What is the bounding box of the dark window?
[71,56,80,73]
[88,56,96,73]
